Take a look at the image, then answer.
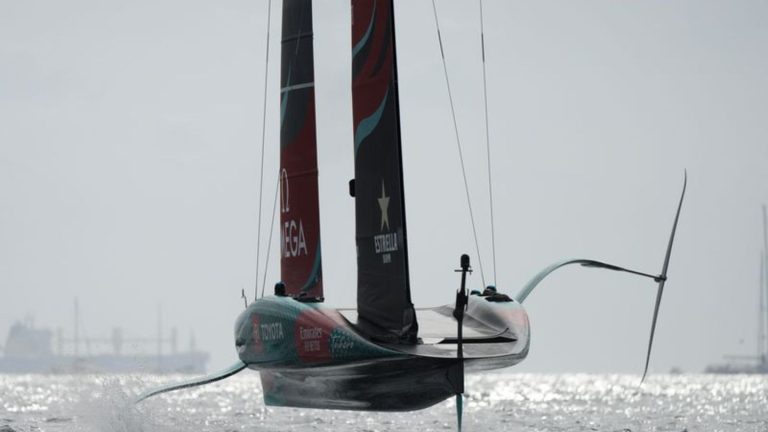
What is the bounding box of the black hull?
[257,350,527,411]
[236,295,530,411]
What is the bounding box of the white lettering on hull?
[330,333,354,351]
[300,327,322,340]
[259,322,285,342]
[299,326,323,353]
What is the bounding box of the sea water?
[1,373,766,431]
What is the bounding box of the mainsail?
[351,0,417,341]
[280,0,323,298]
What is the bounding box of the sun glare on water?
[0,373,766,431]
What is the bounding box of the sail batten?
[351,0,417,342]
[280,0,323,299]
[281,82,315,93]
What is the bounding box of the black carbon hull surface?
[236,294,530,411]
[257,350,527,411]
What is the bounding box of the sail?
[280,0,323,299]
[351,0,417,341]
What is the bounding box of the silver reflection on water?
[0,373,766,431]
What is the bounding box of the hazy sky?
[1,0,767,375]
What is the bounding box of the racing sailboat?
[138,0,686,426]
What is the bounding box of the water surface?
[1,373,766,431]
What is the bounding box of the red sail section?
[351,0,417,342]
[280,0,322,299]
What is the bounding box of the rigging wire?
[254,0,273,301]
[260,173,281,299]
[478,0,498,287]
[431,0,486,289]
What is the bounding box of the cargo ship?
[0,300,208,374]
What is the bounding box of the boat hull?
[234,295,529,410]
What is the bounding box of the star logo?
[378,180,390,231]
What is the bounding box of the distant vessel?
[705,205,768,374]
[0,300,208,374]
